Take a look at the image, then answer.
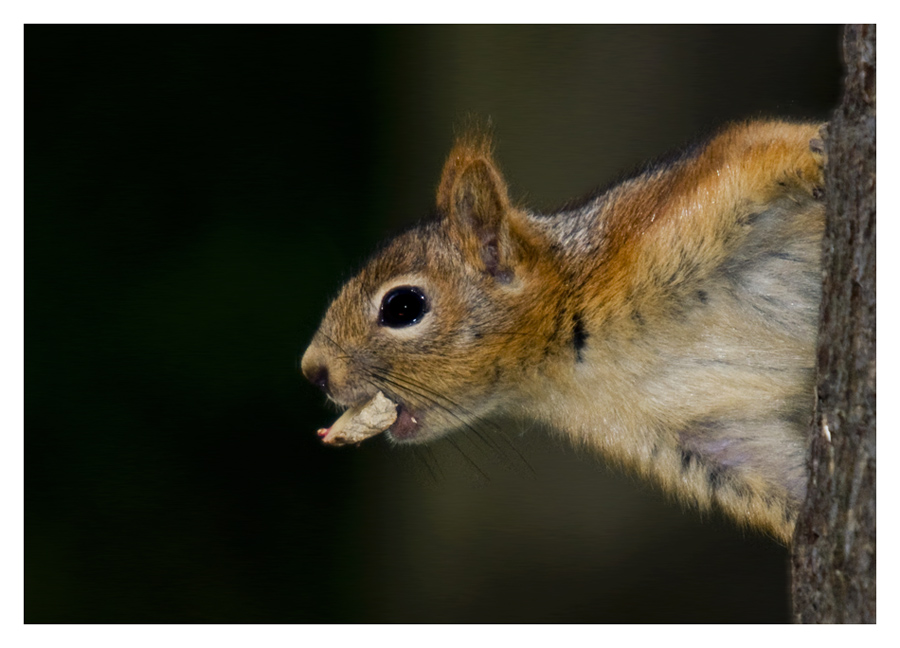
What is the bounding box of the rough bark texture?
[791,25,876,624]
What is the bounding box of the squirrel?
[301,120,826,544]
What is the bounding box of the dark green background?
[27,25,842,623]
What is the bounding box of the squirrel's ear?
[436,143,517,281]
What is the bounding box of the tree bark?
[791,24,876,624]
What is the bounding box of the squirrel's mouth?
[316,391,423,446]
[386,404,422,441]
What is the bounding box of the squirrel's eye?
[379,286,429,328]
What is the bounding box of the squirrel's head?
[301,133,558,444]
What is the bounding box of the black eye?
[379,286,429,328]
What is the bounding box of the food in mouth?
[317,391,398,446]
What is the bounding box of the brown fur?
[302,120,825,544]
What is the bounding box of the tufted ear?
[435,136,518,282]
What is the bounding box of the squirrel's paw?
[807,123,828,200]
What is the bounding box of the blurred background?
[27,25,842,623]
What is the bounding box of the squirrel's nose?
[303,363,331,396]
[301,342,334,396]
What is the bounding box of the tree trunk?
[791,24,876,624]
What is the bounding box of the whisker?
[319,332,353,356]
[415,445,442,484]
[446,435,490,481]
[369,367,535,475]
[370,369,501,453]
[382,367,534,471]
